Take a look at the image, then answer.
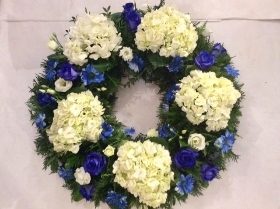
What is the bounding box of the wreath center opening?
[114,78,160,135]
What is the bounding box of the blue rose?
[212,43,227,57]
[123,2,134,12]
[174,148,199,169]
[201,164,219,182]
[84,152,106,176]
[57,63,79,81]
[124,11,141,33]
[194,51,215,70]
[37,93,56,107]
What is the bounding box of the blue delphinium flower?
[45,59,58,81]
[224,65,239,77]
[164,85,180,103]
[106,191,128,209]
[158,124,175,139]
[35,113,46,130]
[79,184,94,201]
[124,127,135,136]
[175,174,194,195]
[167,56,184,73]
[57,167,74,180]
[81,64,105,85]
[128,56,145,72]
[101,122,114,141]
[212,43,227,57]
[162,85,180,111]
[214,130,235,153]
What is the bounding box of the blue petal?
[124,127,135,136]
[106,191,127,209]
[35,113,46,130]
[168,56,183,73]
[175,174,194,195]
[81,64,105,85]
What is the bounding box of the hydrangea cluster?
[63,14,122,66]
[113,140,174,208]
[175,70,241,131]
[47,90,104,153]
[135,6,198,57]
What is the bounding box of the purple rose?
[212,43,227,57]
[37,93,56,107]
[194,51,216,70]
[125,10,141,33]
[174,148,199,169]
[84,152,106,176]
[123,2,134,12]
[201,164,219,182]
[57,63,79,81]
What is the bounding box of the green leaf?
[72,189,83,201]
[111,12,122,22]
[118,139,129,147]
[148,52,171,68]
[65,154,84,169]
[92,61,115,72]
[201,181,209,188]
[208,66,221,74]
[47,54,66,60]
[50,161,59,173]
[148,137,169,149]
[69,85,87,94]
[178,138,188,148]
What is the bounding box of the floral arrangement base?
[27,1,244,209]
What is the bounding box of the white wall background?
[0,0,280,208]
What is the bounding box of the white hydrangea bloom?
[74,167,91,185]
[113,140,174,208]
[135,6,198,58]
[175,70,241,132]
[47,90,104,153]
[63,14,122,66]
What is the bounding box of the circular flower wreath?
[27,1,244,209]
